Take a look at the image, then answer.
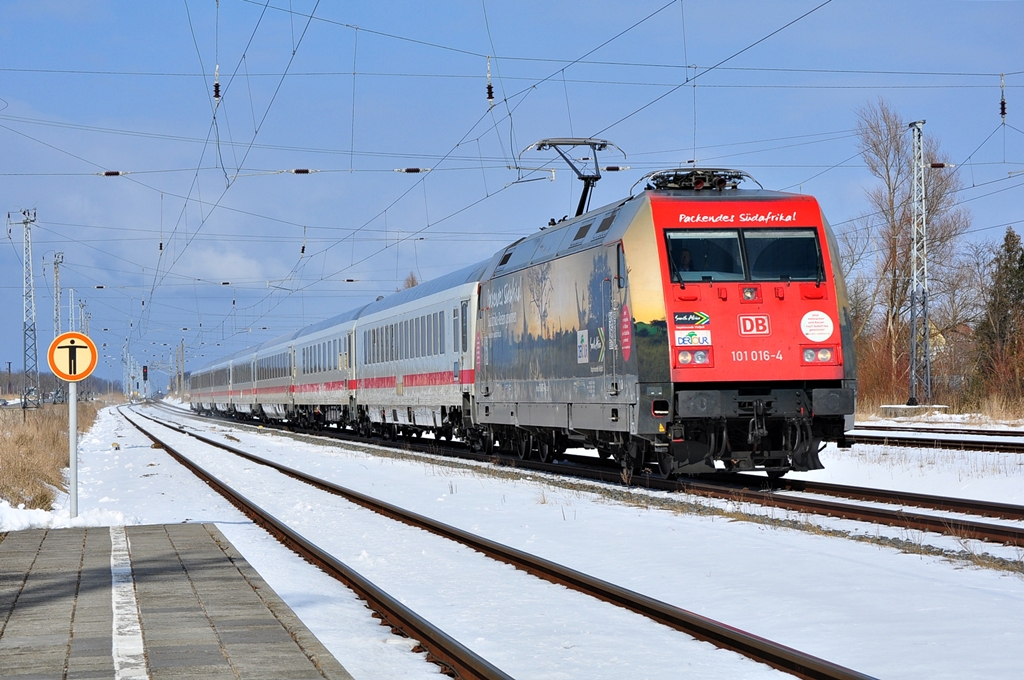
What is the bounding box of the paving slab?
[0,524,353,680]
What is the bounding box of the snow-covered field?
[3,402,1023,679]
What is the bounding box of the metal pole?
[53,253,63,339]
[907,120,931,405]
[19,210,40,409]
[68,380,78,518]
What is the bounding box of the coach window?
[430,314,435,355]
[439,311,445,355]
[461,300,469,352]
[452,308,459,353]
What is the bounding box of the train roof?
[357,260,490,317]
[192,261,489,373]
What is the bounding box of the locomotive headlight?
[694,350,709,364]
[803,349,817,362]
[742,287,758,300]
[678,350,693,364]
[817,348,833,362]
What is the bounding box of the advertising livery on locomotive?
[191,167,855,477]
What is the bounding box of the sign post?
[47,331,98,518]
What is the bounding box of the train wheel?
[767,470,787,481]
[516,433,533,461]
[656,450,676,479]
[537,439,552,463]
[621,440,644,474]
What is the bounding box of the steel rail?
[152,402,1024,547]
[132,406,877,680]
[854,424,1024,439]
[725,474,1024,522]
[118,408,513,680]
[848,427,1024,454]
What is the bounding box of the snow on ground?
[789,442,1024,505]
[4,403,1024,679]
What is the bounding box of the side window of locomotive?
[665,230,744,282]
[744,229,822,282]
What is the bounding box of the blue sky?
[1,0,1022,383]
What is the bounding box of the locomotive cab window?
[666,228,824,283]
[745,229,823,281]
[666,229,744,282]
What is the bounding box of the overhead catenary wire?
[3,2,1021,365]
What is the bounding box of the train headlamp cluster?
[678,349,710,365]
[803,347,834,363]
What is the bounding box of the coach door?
[605,243,625,397]
[343,332,354,393]
[458,299,470,386]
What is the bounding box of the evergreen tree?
[975,227,1024,400]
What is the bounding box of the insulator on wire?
[486,56,494,108]
[1000,73,1007,122]
[214,64,221,102]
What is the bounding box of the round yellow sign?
[48,332,98,382]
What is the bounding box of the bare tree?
[402,271,419,289]
[838,98,971,401]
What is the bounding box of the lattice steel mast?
[907,121,931,405]
[52,252,65,404]
[16,210,41,408]
[53,252,64,338]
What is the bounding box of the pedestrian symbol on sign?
[58,338,84,375]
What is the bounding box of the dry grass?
[0,399,111,509]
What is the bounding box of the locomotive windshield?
[666,230,744,282]
[666,228,823,283]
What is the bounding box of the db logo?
[738,314,771,336]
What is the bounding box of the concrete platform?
[0,523,353,679]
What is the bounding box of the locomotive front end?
[625,169,856,476]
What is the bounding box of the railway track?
[848,424,1024,453]
[124,405,877,680]
[726,474,1024,522]
[152,402,1024,548]
[119,407,509,680]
